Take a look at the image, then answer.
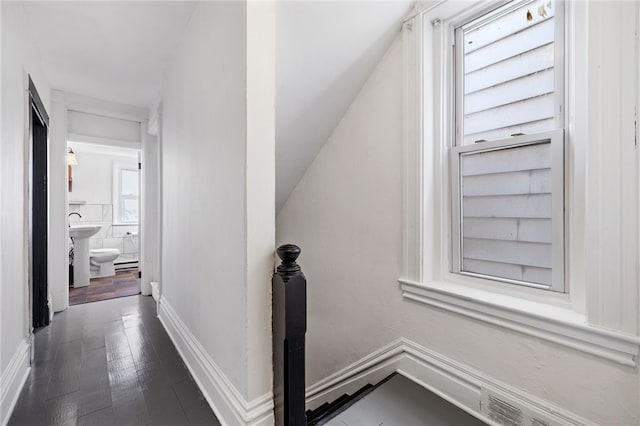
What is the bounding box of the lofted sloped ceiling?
[21,1,197,108]
[19,0,413,209]
[275,1,413,210]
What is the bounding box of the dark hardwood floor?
[9,295,220,426]
[69,269,140,306]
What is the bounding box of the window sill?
[398,278,639,367]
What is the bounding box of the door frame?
[26,74,50,338]
[47,91,154,313]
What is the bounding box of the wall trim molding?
[1,339,30,426]
[306,337,596,426]
[157,297,274,426]
[400,279,640,367]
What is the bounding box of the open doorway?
[28,76,50,329]
[66,141,141,305]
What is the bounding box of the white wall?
[162,0,248,397]
[276,29,639,426]
[0,1,50,422]
[159,2,274,424]
[68,147,137,205]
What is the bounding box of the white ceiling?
[21,0,412,209]
[22,1,197,108]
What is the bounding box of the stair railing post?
[272,244,307,426]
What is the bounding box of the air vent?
[481,387,567,426]
[488,395,523,426]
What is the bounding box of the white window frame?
[113,161,139,225]
[400,0,640,366]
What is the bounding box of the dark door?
[29,76,50,329]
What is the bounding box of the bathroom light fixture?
[67,147,78,165]
[67,147,78,192]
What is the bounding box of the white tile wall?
[103,238,124,252]
[82,204,103,222]
[93,222,112,239]
[102,205,113,222]
[123,236,138,254]
[89,239,103,249]
[112,225,138,238]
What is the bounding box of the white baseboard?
[157,297,274,426]
[306,338,595,426]
[1,339,30,426]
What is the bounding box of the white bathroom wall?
[0,2,50,423]
[159,2,275,424]
[276,24,639,426]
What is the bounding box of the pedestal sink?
[70,224,101,287]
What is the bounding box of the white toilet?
[89,248,120,278]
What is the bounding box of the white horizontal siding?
[522,265,552,285]
[463,194,551,218]
[464,93,554,136]
[463,218,518,241]
[462,169,551,196]
[463,217,552,243]
[461,142,550,176]
[462,258,552,286]
[463,0,555,54]
[463,238,552,269]
[465,44,554,94]
[464,18,554,73]
[460,0,558,145]
[517,218,552,243]
[465,68,554,115]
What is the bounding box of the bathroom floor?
[69,269,140,306]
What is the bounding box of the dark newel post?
[273,244,307,426]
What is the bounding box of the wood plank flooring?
[69,269,140,306]
[9,295,220,426]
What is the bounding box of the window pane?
[459,0,558,145]
[121,198,138,223]
[119,169,139,222]
[459,141,553,286]
[121,169,139,197]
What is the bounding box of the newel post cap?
[276,244,302,277]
